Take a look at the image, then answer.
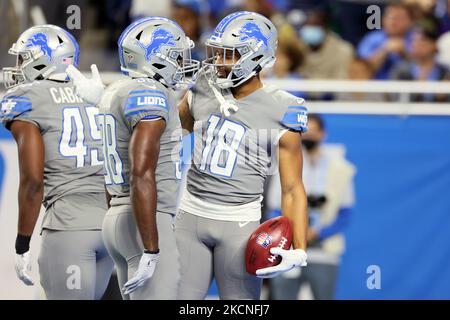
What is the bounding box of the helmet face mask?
[3,47,41,88]
[203,11,278,89]
[3,52,25,89]
[204,44,244,67]
[118,17,199,89]
[203,43,252,88]
[170,39,200,89]
[2,67,25,89]
[2,25,79,89]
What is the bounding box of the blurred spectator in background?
[206,0,231,21]
[437,0,450,33]
[28,0,88,39]
[437,29,450,67]
[298,9,354,80]
[402,0,437,20]
[335,0,391,47]
[337,58,386,101]
[273,42,303,81]
[242,0,277,17]
[172,0,207,62]
[262,25,306,97]
[0,1,22,66]
[358,3,414,79]
[218,0,278,19]
[266,114,356,300]
[106,0,132,50]
[224,0,296,26]
[130,0,171,20]
[287,0,329,12]
[390,17,450,101]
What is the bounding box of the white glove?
[219,99,239,117]
[122,251,160,295]
[15,251,34,286]
[256,248,307,279]
[66,64,104,105]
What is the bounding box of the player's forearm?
[179,111,194,134]
[178,92,194,133]
[130,173,159,252]
[11,121,45,237]
[17,178,44,236]
[105,186,111,209]
[281,186,308,250]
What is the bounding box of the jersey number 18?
[199,115,246,178]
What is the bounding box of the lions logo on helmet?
[2,25,79,89]
[118,17,199,88]
[26,33,55,61]
[238,22,272,51]
[204,11,278,89]
[136,28,176,61]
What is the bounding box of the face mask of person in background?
[299,10,328,48]
[302,114,325,154]
[300,25,326,47]
[302,137,320,151]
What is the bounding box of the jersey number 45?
[59,106,103,168]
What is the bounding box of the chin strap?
[41,66,58,80]
[140,66,172,88]
[207,78,239,117]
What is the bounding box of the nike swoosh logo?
[238,221,251,228]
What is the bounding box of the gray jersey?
[0,80,107,230]
[186,69,308,206]
[99,78,181,215]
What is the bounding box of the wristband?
[15,234,31,255]
[144,249,160,255]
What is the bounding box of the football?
[245,216,293,275]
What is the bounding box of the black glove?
[307,194,327,209]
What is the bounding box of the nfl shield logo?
[1,100,16,114]
[256,232,272,249]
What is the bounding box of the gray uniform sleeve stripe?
[128,92,167,99]
[125,105,167,115]
[128,110,169,128]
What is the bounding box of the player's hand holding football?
[122,250,160,295]
[66,64,104,106]
[256,248,307,279]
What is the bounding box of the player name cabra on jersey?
[49,87,84,104]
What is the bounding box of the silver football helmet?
[118,17,199,88]
[204,11,278,89]
[3,24,79,89]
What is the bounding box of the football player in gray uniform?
[67,17,199,299]
[0,25,113,299]
[176,11,309,299]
